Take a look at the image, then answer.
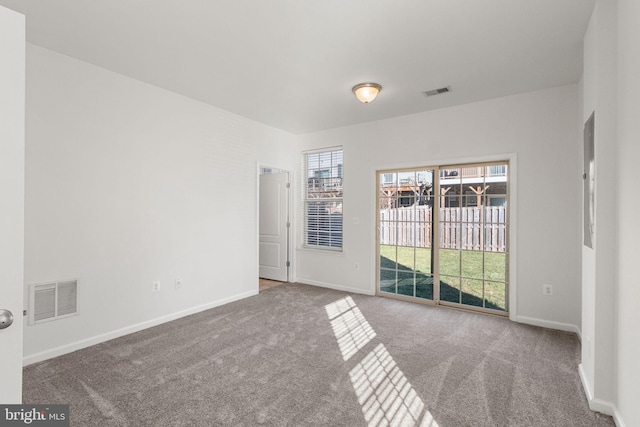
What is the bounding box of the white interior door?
[0,5,25,404]
[259,172,289,282]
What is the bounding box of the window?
[303,148,343,249]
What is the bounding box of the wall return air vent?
[423,86,452,97]
[29,279,78,325]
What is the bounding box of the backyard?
[379,244,507,311]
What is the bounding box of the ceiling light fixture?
[352,83,382,103]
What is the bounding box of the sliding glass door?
[377,162,509,315]
[378,169,435,301]
[437,163,509,312]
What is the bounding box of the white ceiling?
[1,0,595,134]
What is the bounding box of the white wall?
[580,2,640,425]
[0,5,25,403]
[296,85,582,331]
[579,0,618,415]
[23,45,297,363]
[616,1,640,425]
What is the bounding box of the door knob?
[0,309,14,329]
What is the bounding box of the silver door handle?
[0,309,14,330]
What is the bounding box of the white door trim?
[0,4,26,404]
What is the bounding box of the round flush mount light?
[352,82,382,103]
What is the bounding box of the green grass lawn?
[379,245,507,311]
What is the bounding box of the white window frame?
[302,147,343,251]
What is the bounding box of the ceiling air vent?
[423,86,452,97]
[29,279,78,325]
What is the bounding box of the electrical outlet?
[175,278,182,289]
[543,284,553,296]
[152,281,161,292]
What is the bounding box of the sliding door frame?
[375,156,515,318]
[375,166,441,306]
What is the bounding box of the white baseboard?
[296,278,375,296]
[515,315,581,338]
[578,363,626,426]
[579,364,611,414]
[612,409,627,427]
[23,290,258,366]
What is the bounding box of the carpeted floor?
[23,283,615,426]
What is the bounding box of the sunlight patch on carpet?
[325,296,376,361]
[326,297,439,427]
[350,343,439,427]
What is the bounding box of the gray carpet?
[23,283,614,426]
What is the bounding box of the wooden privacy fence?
[379,206,507,252]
